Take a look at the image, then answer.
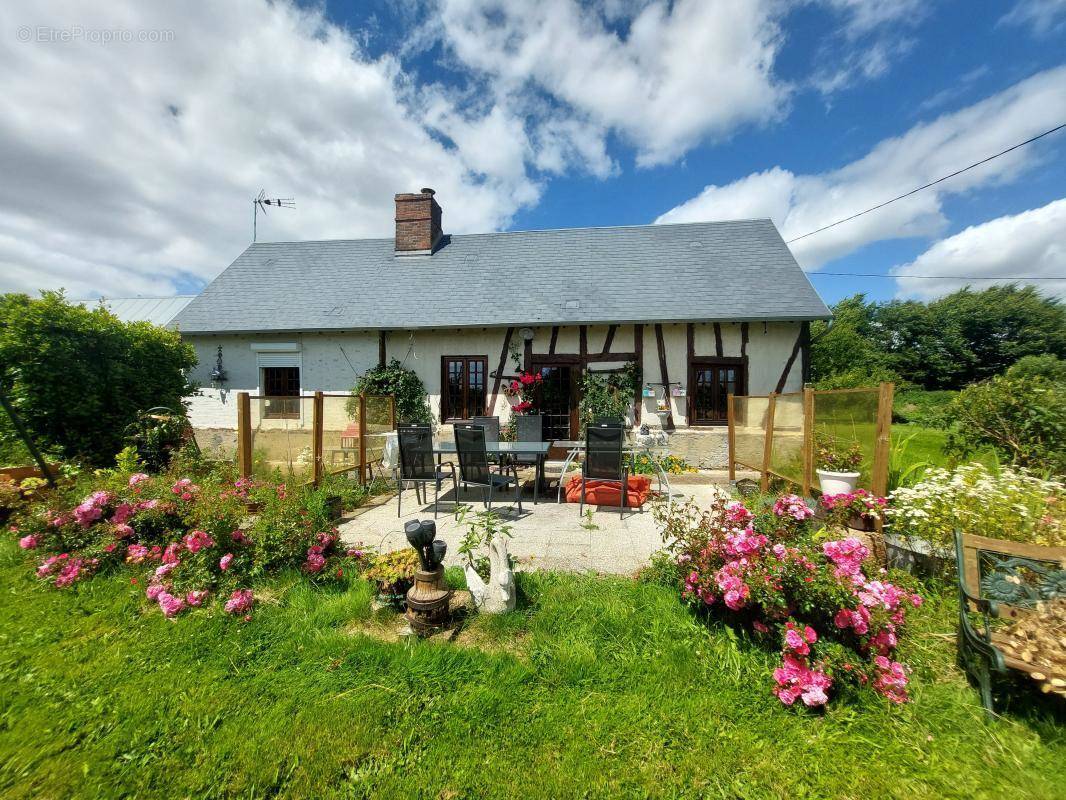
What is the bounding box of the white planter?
[816,469,860,495]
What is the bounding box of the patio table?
[434,440,552,504]
[552,439,673,507]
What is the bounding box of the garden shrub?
[578,362,640,427]
[656,493,921,708]
[944,373,1065,474]
[0,292,196,466]
[887,463,1064,554]
[350,359,430,424]
[8,461,371,619]
[1006,353,1066,382]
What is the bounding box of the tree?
[0,292,196,466]
[811,287,1066,391]
[931,285,1066,383]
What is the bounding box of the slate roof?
[78,296,196,326]
[172,219,830,334]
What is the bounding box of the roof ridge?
[246,217,775,247]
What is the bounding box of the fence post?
[358,394,368,486]
[312,391,324,487]
[727,394,736,482]
[237,392,251,480]
[389,396,396,430]
[802,387,814,495]
[761,393,777,493]
[871,382,894,497]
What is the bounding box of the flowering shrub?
[887,462,1063,553]
[815,431,864,473]
[657,494,922,709]
[505,371,543,415]
[8,462,365,620]
[820,490,887,529]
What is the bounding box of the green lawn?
[893,424,998,474]
[0,541,1062,799]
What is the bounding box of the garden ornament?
[404,519,452,634]
[464,533,515,614]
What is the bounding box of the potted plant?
[819,490,886,533]
[815,433,863,494]
[364,549,420,609]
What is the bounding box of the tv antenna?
[252,190,295,241]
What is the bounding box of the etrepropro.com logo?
[16,25,175,44]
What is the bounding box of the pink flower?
[18,534,39,550]
[304,547,326,574]
[219,553,234,571]
[185,589,209,607]
[724,501,754,526]
[113,523,134,539]
[155,562,177,579]
[162,542,183,565]
[225,589,254,615]
[231,530,251,546]
[183,529,214,553]
[128,473,150,487]
[772,495,814,521]
[785,628,809,655]
[126,544,150,564]
[157,591,186,618]
[146,583,165,601]
[822,538,869,578]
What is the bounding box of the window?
[262,366,301,419]
[441,356,487,421]
[689,359,745,425]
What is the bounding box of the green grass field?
[1,541,1062,799]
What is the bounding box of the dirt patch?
[343,592,529,656]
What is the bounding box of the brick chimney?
[394,188,443,254]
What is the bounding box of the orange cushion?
[564,475,651,507]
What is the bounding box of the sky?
[0,0,1064,307]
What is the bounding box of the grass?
[0,542,1063,799]
[893,424,998,473]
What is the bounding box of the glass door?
[535,364,575,441]
[690,361,743,424]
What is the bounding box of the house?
[172,189,830,467]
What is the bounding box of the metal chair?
[396,425,457,518]
[454,423,522,513]
[579,422,630,519]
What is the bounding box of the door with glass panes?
[688,359,745,425]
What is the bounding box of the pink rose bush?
[9,467,364,620]
[657,493,922,709]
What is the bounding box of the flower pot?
[884,532,952,576]
[816,469,860,495]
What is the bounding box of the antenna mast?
[252,190,295,241]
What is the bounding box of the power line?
[810,272,1066,280]
[786,122,1066,244]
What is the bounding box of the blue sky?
[1,1,1064,305]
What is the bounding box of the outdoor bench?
[954,530,1066,714]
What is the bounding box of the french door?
[689,359,745,425]
[535,364,576,441]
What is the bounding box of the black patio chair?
[396,424,457,519]
[512,414,543,465]
[579,422,631,520]
[454,423,522,513]
[469,415,501,444]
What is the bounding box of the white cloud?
[1000,0,1066,34]
[655,67,1066,269]
[434,0,789,167]
[0,0,544,298]
[820,0,925,38]
[892,198,1066,300]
